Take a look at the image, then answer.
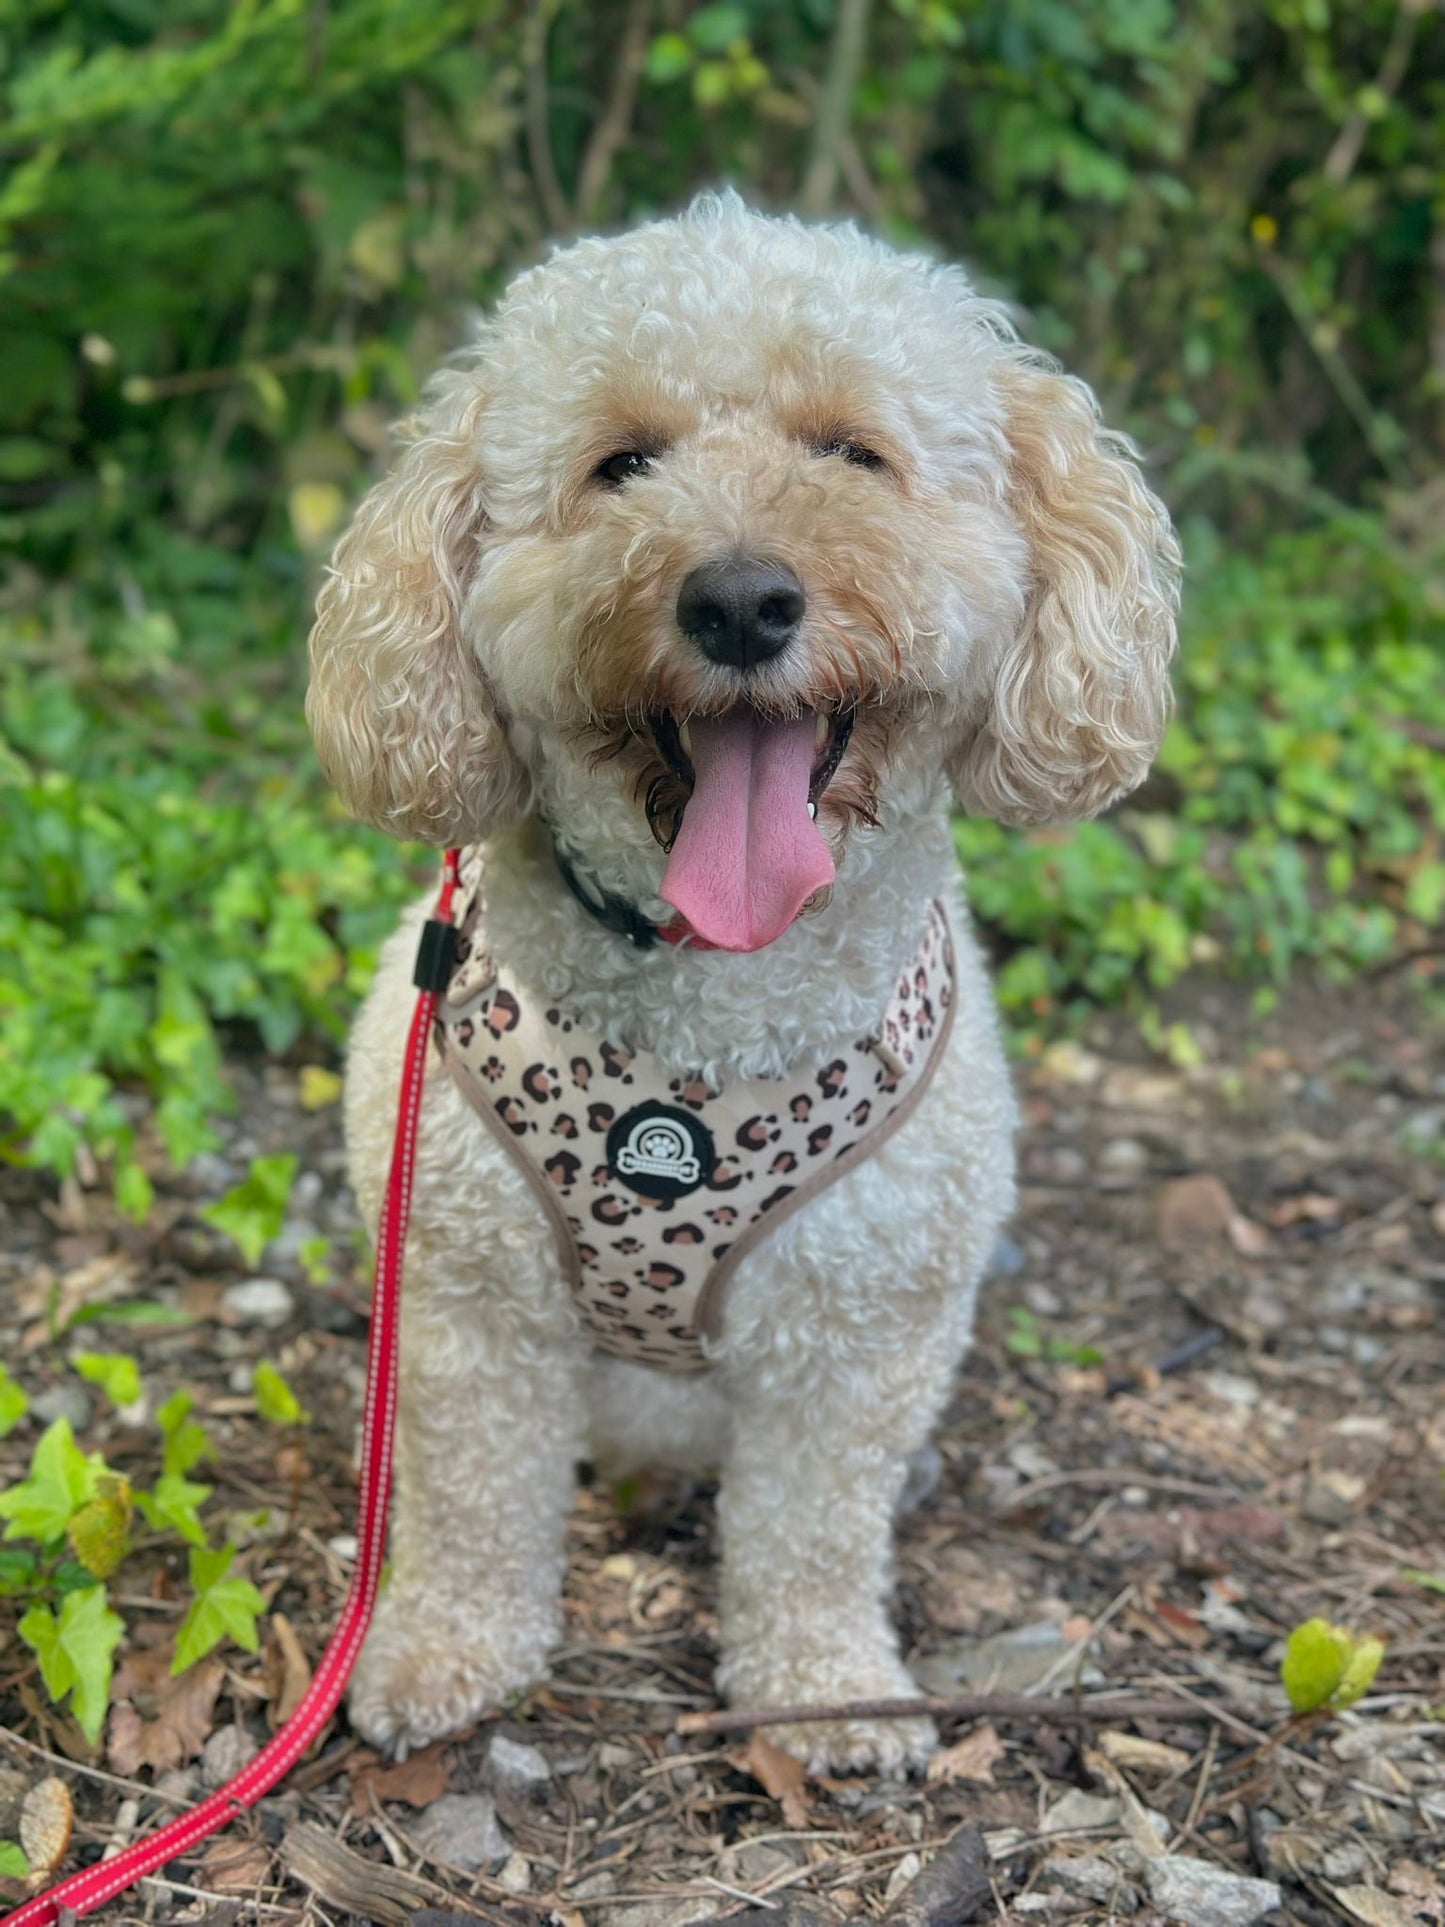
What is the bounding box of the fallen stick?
[677,1690,1258,1738]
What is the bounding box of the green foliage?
[71,1351,141,1408]
[1004,1307,1105,1367]
[0,1367,28,1439]
[0,1419,104,1546]
[1,0,1443,1201]
[173,1545,266,1674]
[1281,1616,1385,1714]
[0,1842,28,1879]
[253,1362,308,1427]
[18,1583,125,1742]
[201,1155,299,1268]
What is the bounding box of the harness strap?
[2,851,464,1927]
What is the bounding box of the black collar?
[551,837,665,949]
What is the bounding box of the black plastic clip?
[413,918,459,991]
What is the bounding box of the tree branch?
[524,0,572,237]
[677,1688,1264,1738]
[574,0,652,224]
[799,0,873,216]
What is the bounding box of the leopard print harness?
[436,863,957,1373]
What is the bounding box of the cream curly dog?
[307,193,1179,1773]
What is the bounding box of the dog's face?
[308,194,1179,951]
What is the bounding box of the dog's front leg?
[347,1255,585,1757]
[715,1329,958,1776]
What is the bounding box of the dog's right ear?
[306,381,528,845]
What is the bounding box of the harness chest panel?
[436,865,956,1373]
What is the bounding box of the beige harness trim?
[436,857,956,1373]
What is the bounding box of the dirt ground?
[2,968,1443,1926]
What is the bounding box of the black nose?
[676,557,806,672]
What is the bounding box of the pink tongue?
[660,711,835,952]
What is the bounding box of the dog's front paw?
[769,1709,938,1778]
[719,1650,937,1778]
[348,1598,550,1757]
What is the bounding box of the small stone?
[568,1869,618,1899]
[187,1152,241,1194]
[30,1384,93,1431]
[596,1742,635,1772]
[988,1232,1027,1278]
[1300,1471,1358,1527]
[1022,1281,1064,1317]
[1041,1854,1138,1906]
[915,1622,1103,1698]
[409,1792,509,1870]
[201,1725,260,1789]
[219,1278,294,1328]
[150,1767,199,1809]
[1099,1137,1149,1178]
[600,1901,720,1927]
[722,1841,801,1886]
[486,1734,551,1792]
[498,1852,532,1894]
[1042,1789,1121,1836]
[883,1854,922,1906]
[1145,1855,1281,1926]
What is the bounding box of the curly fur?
[309,192,1179,1773]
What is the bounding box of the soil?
[1,967,1443,1926]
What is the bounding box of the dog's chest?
[436,864,955,1371]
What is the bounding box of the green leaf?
[0,1418,105,1545]
[253,1361,307,1425]
[1401,1568,1445,1594]
[0,1546,40,1595]
[67,1300,195,1330]
[173,1545,266,1672]
[0,1365,28,1438]
[200,1154,297,1268]
[687,4,748,52]
[158,1391,213,1478]
[136,1471,212,1548]
[67,1475,133,1577]
[0,1841,29,1879]
[18,1584,125,1742]
[72,1350,142,1407]
[1281,1617,1385,1713]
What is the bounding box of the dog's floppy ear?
[306,377,528,844]
[950,356,1181,824]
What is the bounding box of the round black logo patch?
[606,1102,716,1201]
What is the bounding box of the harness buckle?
[413,917,459,991]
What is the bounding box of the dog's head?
[308,193,1179,952]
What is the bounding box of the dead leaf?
[351,1744,453,1809]
[1096,1731,1192,1777]
[1150,1600,1211,1649]
[925,1723,1004,1786]
[108,1643,223,1775]
[196,1832,273,1893]
[1388,1863,1444,1922]
[19,1777,73,1880]
[736,1732,812,1828]
[1158,1174,1270,1256]
[1271,1192,1344,1227]
[1335,1887,1416,1927]
[264,1613,312,1729]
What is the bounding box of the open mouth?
[646,704,856,954]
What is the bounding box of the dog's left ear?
[950,357,1181,824]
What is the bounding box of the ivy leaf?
[0,1365,28,1438]
[136,1471,213,1548]
[0,1418,105,1545]
[0,1841,29,1878]
[253,1361,307,1426]
[1281,1617,1386,1714]
[200,1154,297,1268]
[18,1585,125,1742]
[173,1545,266,1673]
[158,1391,213,1478]
[72,1351,142,1407]
[67,1475,133,1578]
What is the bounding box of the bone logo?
[606,1102,715,1200]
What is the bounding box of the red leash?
[2,851,464,1927]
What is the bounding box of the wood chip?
[282,1821,435,1925]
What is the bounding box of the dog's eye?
[818,440,885,471]
[595,450,654,487]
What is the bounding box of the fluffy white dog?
[307,192,1179,1773]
